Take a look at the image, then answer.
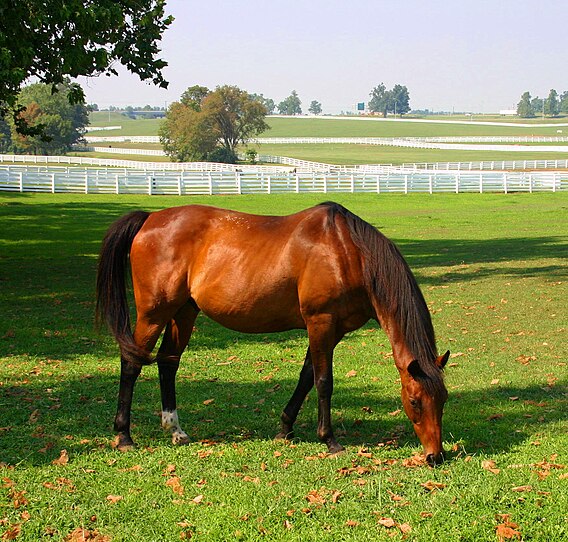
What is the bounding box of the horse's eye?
[409,398,420,409]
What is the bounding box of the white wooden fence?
[1,164,565,195]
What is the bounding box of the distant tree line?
[517,89,568,118]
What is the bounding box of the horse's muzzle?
[426,451,445,466]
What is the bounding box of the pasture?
[0,192,567,541]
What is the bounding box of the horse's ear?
[407,359,426,379]
[437,350,450,369]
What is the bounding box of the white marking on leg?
[161,409,189,445]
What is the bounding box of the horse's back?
[129,204,372,333]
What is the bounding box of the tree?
[368,83,391,117]
[308,100,322,115]
[181,85,211,111]
[516,91,534,118]
[391,85,410,116]
[9,81,89,154]
[544,89,559,117]
[277,91,302,115]
[369,83,410,117]
[0,1,173,133]
[250,94,276,115]
[560,91,568,114]
[531,97,544,117]
[160,85,269,163]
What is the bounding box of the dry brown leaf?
[64,527,111,542]
[105,495,123,504]
[1,524,21,541]
[345,370,357,378]
[511,485,532,493]
[399,523,412,534]
[420,480,446,492]
[496,523,522,541]
[377,517,396,528]
[305,489,326,505]
[191,494,204,504]
[202,399,214,405]
[52,449,69,466]
[165,476,184,495]
[345,520,359,527]
[283,520,293,530]
[482,460,500,474]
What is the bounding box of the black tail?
[96,210,153,365]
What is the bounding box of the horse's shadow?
[2,362,565,466]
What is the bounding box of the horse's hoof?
[113,434,136,451]
[172,432,190,446]
[327,442,345,455]
[274,431,294,441]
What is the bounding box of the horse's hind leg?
[114,318,165,450]
[276,347,314,440]
[157,303,199,445]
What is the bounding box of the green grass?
[1,193,566,541]
[251,143,568,166]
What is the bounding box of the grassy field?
[87,112,568,139]
[1,193,566,541]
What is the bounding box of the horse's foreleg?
[276,347,314,440]
[157,303,198,445]
[307,316,344,454]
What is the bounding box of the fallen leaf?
[345,370,357,378]
[399,523,412,534]
[482,460,500,475]
[377,517,396,528]
[1,524,21,540]
[191,494,204,504]
[166,476,184,495]
[52,449,69,466]
[202,399,214,406]
[283,520,293,530]
[345,520,359,527]
[64,527,111,541]
[511,485,532,493]
[420,480,446,492]
[305,489,326,505]
[496,522,522,541]
[490,379,500,385]
[105,495,123,504]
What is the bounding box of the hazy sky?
[78,0,567,114]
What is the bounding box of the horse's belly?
[192,282,305,333]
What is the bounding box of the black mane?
[321,202,445,397]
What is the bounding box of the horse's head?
[398,351,449,466]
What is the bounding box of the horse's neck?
[374,305,413,371]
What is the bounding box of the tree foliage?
[368,83,410,117]
[544,89,559,117]
[277,91,302,115]
[0,1,173,133]
[517,91,534,118]
[5,81,89,154]
[308,100,322,115]
[160,85,269,163]
[250,94,275,115]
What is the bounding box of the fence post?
[267,175,271,194]
[115,174,120,194]
[455,173,459,194]
[429,175,433,194]
[479,173,483,193]
[528,174,533,193]
[503,173,508,194]
[19,171,23,192]
[85,171,88,194]
[350,174,355,193]
[553,174,557,193]
[376,175,381,194]
[148,176,153,195]
[51,173,55,193]
[323,173,327,193]
[404,174,408,194]
[295,173,300,193]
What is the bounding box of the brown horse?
[96,202,449,465]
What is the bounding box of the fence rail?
[1,164,565,195]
